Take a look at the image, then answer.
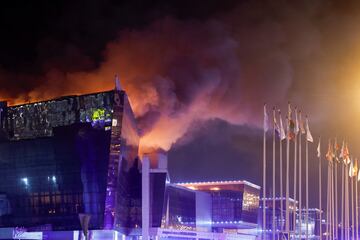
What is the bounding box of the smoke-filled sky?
[2,0,360,207]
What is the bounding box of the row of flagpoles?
[263,103,313,239]
[263,103,360,240]
[325,139,360,240]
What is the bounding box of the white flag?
[349,161,354,177]
[299,111,306,134]
[340,141,345,159]
[317,138,321,158]
[273,108,280,135]
[295,107,299,135]
[306,117,313,142]
[264,104,269,132]
[278,110,286,141]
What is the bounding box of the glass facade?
[212,191,242,222]
[3,91,114,140]
[164,186,196,230]
[0,124,110,230]
[0,90,140,232]
[241,185,260,223]
[177,181,260,227]
[149,172,167,228]
[259,198,297,234]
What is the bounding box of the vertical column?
[142,155,150,240]
[104,91,123,229]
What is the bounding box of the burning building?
[0,84,261,240]
[0,86,140,231]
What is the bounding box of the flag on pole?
[317,138,321,158]
[288,119,296,140]
[349,160,354,177]
[273,107,280,137]
[279,110,286,140]
[295,107,300,135]
[354,158,358,177]
[357,167,360,181]
[305,116,313,142]
[287,104,295,140]
[299,110,306,134]
[326,140,334,162]
[343,143,350,164]
[340,141,345,159]
[264,104,269,132]
[334,138,340,162]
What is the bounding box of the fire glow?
[1,18,294,154]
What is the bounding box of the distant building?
[259,198,322,239]
[298,208,323,239]
[177,180,260,232]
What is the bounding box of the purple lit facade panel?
[104,90,140,230]
[103,91,123,229]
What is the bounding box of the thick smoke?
[21,17,292,152]
[0,1,347,153]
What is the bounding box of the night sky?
[2,0,360,208]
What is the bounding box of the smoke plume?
[0,1,347,153]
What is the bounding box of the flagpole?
[335,161,338,240]
[352,173,355,240]
[344,165,349,239]
[286,128,290,237]
[329,162,332,240]
[346,163,350,240]
[348,163,350,240]
[279,110,285,237]
[285,107,290,237]
[341,160,345,240]
[330,162,334,240]
[326,163,330,240]
[280,132,284,236]
[331,162,335,239]
[299,130,302,239]
[293,131,297,237]
[319,138,322,240]
[263,104,267,239]
[272,108,276,240]
[356,159,358,240]
[305,119,309,240]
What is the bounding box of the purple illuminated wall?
[103,90,140,230]
[103,90,123,229]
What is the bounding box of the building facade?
[0,87,264,240]
[0,89,140,232]
[176,181,260,233]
